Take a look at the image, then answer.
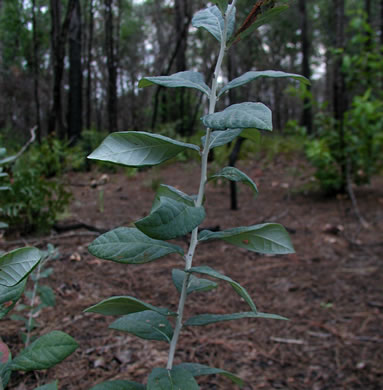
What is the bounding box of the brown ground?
[2,154,383,390]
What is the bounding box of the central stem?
[166,3,236,370]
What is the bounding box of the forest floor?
[2,152,383,390]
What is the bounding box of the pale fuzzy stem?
[25,260,42,347]
[166,1,237,370]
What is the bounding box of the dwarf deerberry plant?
[86,1,308,388]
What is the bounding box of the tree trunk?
[333,0,347,192]
[173,0,189,135]
[32,0,41,142]
[67,0,82,144]
[85,0,94,130]
[298,0,313,133]
[227,46,243,211]
[49,0,76,139]
[105,0,118,133]
[381,0,383,45]
[151,1,192,131]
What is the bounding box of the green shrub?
[0,168,71,233]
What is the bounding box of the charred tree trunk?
[173,0,189,135]
[227,47,244,210]
[49,0,75,139]
[299,0,313,133]
[67,0,82,144]
[32,0,41,142]
[333,0,347,192]
[105,0,118,133]
[151,2,192,131]
[85,0,94,130]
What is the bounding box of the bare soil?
[2,154,383,390]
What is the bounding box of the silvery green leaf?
[152,185,195,210]
[202,129,242,149]
[147,367,199,390]
[192,5,235,43]
[88,132,199,167]
[219,70,310,97]
[202,103,272,131]
[90,380,145,390]
[0,248,41,287]
[84,296,175,317]
[192,6,225,42]
[172,269,217,295]
[10,331,78,371]
[110,311,173,342]
[139,71,210,96]
[199,223,294,254]
[88,227,184,265]
[136,197,205,240]
[175,363,243,386]
[185,312,287,326]
[0,279,27,319]
[208,166,258,196]
[188,266,257,312]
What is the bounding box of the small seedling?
[10,244,59,346]
[0,248,77,389]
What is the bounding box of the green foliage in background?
[293,11,383,194]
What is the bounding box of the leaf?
[202,129,243,149]
[0,155,16,165]
[110,311,174,342]
[139,71,210,96]
[90,380,145,390]
[0,279,27,319]
[147,367,200,390]
[219,70,310,97]
[192,5,235,43]
[37,285,55,307]
[33,381,59,390]
[199,223,295,254]
[175,363,243,386]
[185,311,288,326]
[135,197,205,240]
[188,266,257,312]
[208,167,258,196]
[229,3,289,46]
[212,0,228,14]
[88,227,184,265]
[9,331,78,371]
[0,247,41,287]
[84,296,175,317]
[88,132,199,167]
[172,269,217,295]
[152,185,195,210]
[202,103,272,131]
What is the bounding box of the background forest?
[0,0,382,225]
